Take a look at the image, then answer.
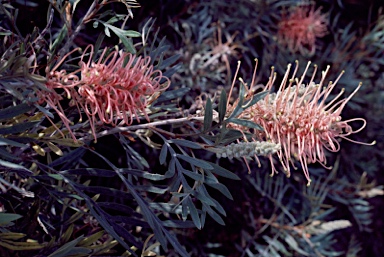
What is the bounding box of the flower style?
[40,45,169,141]
[277,4,328,56]
[38,48,82,140]
[229,61,374,185]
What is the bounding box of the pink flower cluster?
[230,61,373,185]
[277,4,328,56]
[40,45,169,141]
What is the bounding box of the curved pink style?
[39,48,83,140]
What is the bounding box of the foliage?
[0,0,383,256]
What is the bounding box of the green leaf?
[0,213,22,226]
[201,209,206,228]
[156,88,190,102]
[0,159,33,174]
[229,118,264,131]
[104,26,111,37]
[159,143,168,165]
[78,231,105,247]
[203,97,213,131]
[0,147,20,161]
[97,202,135,215]
[35,104,54,118]
[0,137,26,147]
[162,219,195,228]
[166,158,176,178]
[104,23,136,53]
[169,139,202,149]
[206,162,240,180]
[284,234,310,256]
[199,184,225,216]
[71,0,81,14]
[181,200,188,221]
[47,236,90,257]
[195,188,216,207]
[48,138,84,147]
[78,185,134,201]
[47,142,63,156]
[50,25,68,54]
[176,154,213,170]
[0,121,40,134]
[47,174,63,180]
[156,54,180,71]
[135,185,168,194]
[49,147,86,168]
[263,235,292,256]
[204,205,225,226]
[217,129,243,145]
[94,33,105,61]
[150,202,181,214]
[182,169,204,181]
[60,224,74,244]
[125,143,149,169]
[205,180,234,200]
[243,90,268,109]
[0,232,26,240]
[122,30,141,37]
[218,89,227,123]
[0,103,34,121]
[210,197,226,216]
[186,196,201,229]
[0,240,43,250]
[163,62,182,79]
[227,83,246,120]
[64,212,84,226]
[149,37,169,62]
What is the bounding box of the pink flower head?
[229,61,374,185]
[277,4,328,56]
[40,46,169,141]
[77,45,170,138]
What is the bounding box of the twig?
[33,8,54,46]
[79,116,206,141]
[57,1,99,58]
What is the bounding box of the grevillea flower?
[212,141,281,159]
[77,45,169,139]
[40,45,169,141]
[229,61,374,185]
[277,4,328,56]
